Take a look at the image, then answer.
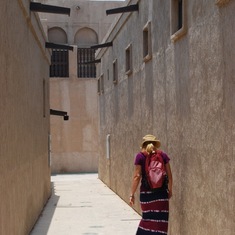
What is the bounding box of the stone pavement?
[30,174,141,235]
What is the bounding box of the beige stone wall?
[39,0,124,173]
[0,0,51,234]
[50,47,99,173]
[39,0,124,44]
[97,0,235,234]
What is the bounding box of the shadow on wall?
[29,183,60,235]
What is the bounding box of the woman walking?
[130,134,173,235]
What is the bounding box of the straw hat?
[141,134,161,148]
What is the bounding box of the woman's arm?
[129,165,142,206]
[165,162,173,198]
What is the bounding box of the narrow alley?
[1,1,234,234]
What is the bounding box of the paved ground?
[30,174,141,235]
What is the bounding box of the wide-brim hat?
[141,134,161,148]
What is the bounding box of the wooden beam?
[45,42,73,51]
[106,4,138,15]
[79,59,101,64]
[50,109,69,121]
[30,2,70,16]
[91,42,113,49]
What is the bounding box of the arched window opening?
[75,28,98,78]
[48,27,69,78]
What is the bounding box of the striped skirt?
[136,189,169,235]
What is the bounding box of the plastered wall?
[40,0,125,45]
[97,0,235,234]
[0,0,51,234]
[39,0,124,173]
[50,48,99,173]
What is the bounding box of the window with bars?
[77,48,96,78]
[50,49,69,77]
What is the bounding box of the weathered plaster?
[39,0,124,173]
[0,0,51,234]
[97,0,235,234]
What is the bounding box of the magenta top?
[134,151,170,191]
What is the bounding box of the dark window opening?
[171,0,186,41]
[113,59,118,84]
[98,77,101,94]
[77,48,96,78]
[107,69,109,81]
[50,49,69,77]
[100,74,104,94]
[178,0,183,30]
[126,48,130,71]
[143,29,149,58]
[143,21,152,62]
[125,44,132,75]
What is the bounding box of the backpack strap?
[140,151,150,174]
[156,150,166,169]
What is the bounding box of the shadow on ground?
[30,182,60,234]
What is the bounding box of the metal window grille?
[50,49,69,77]
[77,48,96,78]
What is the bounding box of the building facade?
[97,0,235,234]
[39,0,125,173]
[0,0,51,234]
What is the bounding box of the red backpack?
[143,150,167,190]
